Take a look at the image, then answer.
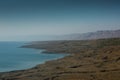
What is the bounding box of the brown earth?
[0,38,120,80]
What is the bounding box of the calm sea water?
[0,42,66,72]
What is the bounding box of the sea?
[0,42,66,72]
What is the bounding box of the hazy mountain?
[56,29,120,40]
[5,29,119,41]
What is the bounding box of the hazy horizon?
[0,0,120,41]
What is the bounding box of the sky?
[0,0,120,41]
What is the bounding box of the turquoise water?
[0,42,66,72]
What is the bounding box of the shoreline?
[0,50,68,73]
[0,38,120,80]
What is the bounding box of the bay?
[0,42,66,72]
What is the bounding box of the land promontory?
[0,38,120,80]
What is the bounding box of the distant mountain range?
[7,29,119,41]
[56,29,120,40]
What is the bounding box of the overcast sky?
[0,0,120,41]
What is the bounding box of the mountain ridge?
[57,29,120,40]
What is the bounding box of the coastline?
[0,47,67,73]
[0,38,120,80]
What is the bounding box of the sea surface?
[0,42,66,72]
